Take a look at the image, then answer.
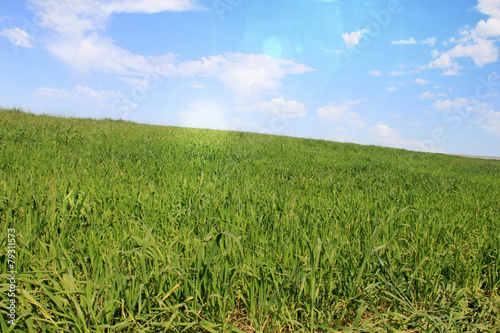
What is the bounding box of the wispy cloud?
[368,70,381,76]
[0,28,34,48]
[237,96,307,118]
[390,70,405,76]
[32,85,133,108]
[480,109,500,136]
[368,122,428,151]
[28,0,201,75]
[387,86,398,92]
[29,0,204,34]
[47,33,168,76]
[432,97,490,112]
[320,46,334,53]
[177,54,314,101]
[317,100,365,127]
[27,0,313,102]
[419,91,447,99]
[189,80,206,89]
[432,96,499,136]
[102,0,204,14]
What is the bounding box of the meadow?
[0,108,499,332]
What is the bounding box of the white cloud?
[342,29,367,48]
[475,18,500,37]
[211,54,314,99]
[425,1,500,74]
[369,123,401,146]
[388,68,420,76]
[433,98,491,113]
[392,37,416,45]
[367,122,430,151]
[317,100,365,126]
[317,100,357,122]
[391,37,436,46]
[477,0,500,18]
[414,78,430,85]
[368,70,381,76]
[102,0,203,14]
[420,91,435,99]
[321,46,334,53]
[0,28,34,48]
[33,87,76,99]
[325,120,430,152]
[387,86,398,92]
[233,118,262,132]
[29,0,203,33]
[369,123,397,138]
[28,0,195,75]
[442,37,457,46]
[430,49,440,58]
[422,37,437,47]
[427,53,454,69]
[33,85,122,100]
[390,70,405,76]
[447,37,499,67]
[237,96,307,118]
[47,33,163,76]
[433,98,471,111]
[29,0,105,34]
[28,0,313,101]
[480,109,500,135]
[432,94,500,136]
[442,67,461,76]
[420,91,446,99]
[176,54,314,101]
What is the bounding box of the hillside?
[1,108,499,332]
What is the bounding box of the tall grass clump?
[0,107,499,332]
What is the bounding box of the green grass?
[0,107,499,332]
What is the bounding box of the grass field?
[0,108,499,332]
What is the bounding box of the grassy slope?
[0,108,499,332]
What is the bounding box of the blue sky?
[1,0,500,157]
